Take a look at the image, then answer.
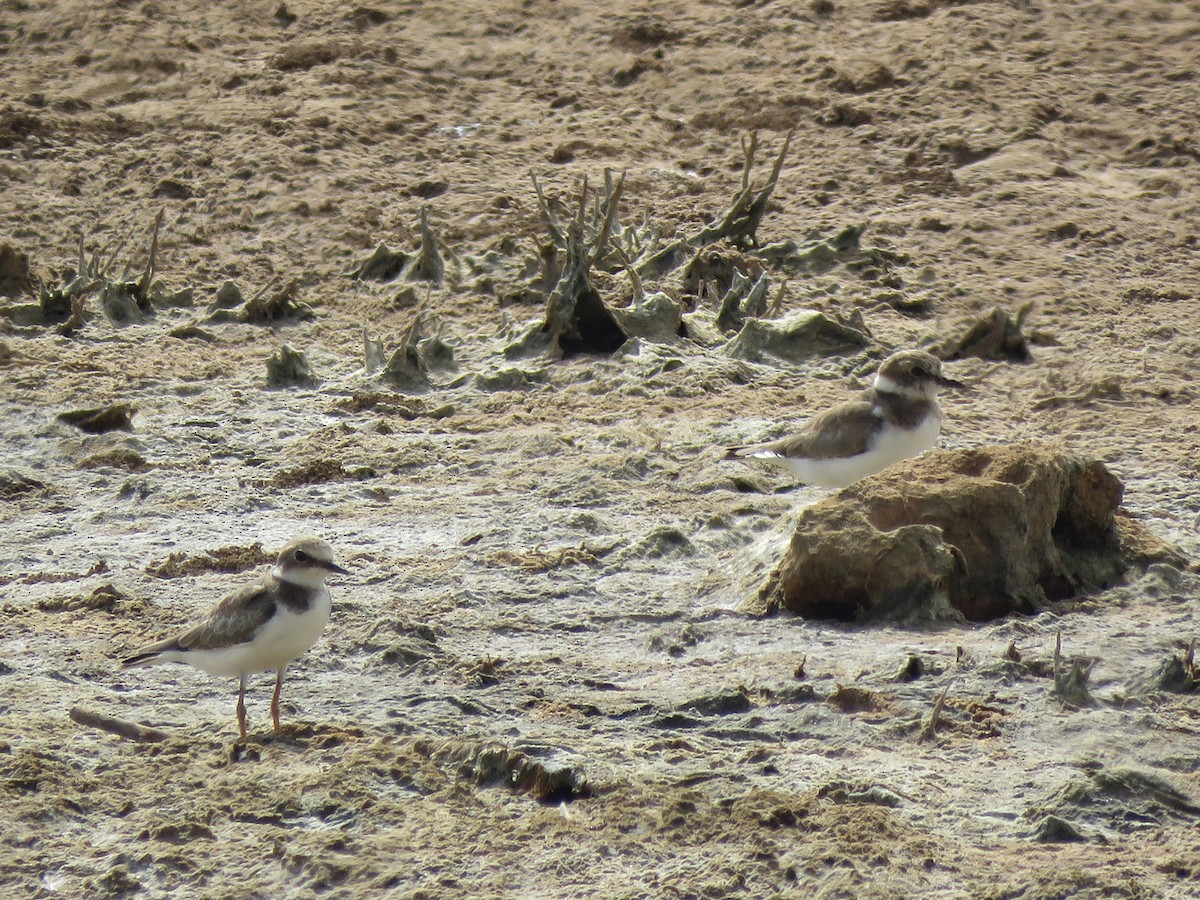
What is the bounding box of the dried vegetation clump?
[145,543,274,579]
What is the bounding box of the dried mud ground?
[3,0,1200,897]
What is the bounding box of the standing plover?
[723,350,963,487]
[122,536,348,738]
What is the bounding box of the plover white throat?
[723,350,964,487]
[121,536,348,739]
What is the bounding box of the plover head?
[874,350,964,400]
[274,536,349,585]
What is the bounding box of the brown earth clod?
[754,443,1185,622]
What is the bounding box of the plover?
[121,536,348,738]
[723,350,963,487]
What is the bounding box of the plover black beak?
[934,374,966,390]
[317,559,350,576]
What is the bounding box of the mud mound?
[1028,765,1200,842]
[753,443,1185,622]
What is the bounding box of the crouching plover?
[723,350,963,488]
[121,536,348,739]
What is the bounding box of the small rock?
[679,689,753,716]
[715,270,772,332]
[270,41,340,72]
[93,864,141,895]
[57,404,136,434]
[409,179,448,199]
[628,526,694,559]
[0,468,47,499]
[1032,814,1085,843]
[473,367,547,392]
[146,543,272,579]
[1154,655,1198,694]
[1053,655,1095,706]
[150,284,194,308]
[348,242,409,282]
[827,685,884,712]
[895,655,925,682]
[937,306,1032,362]
[377,638,437,668]
[0,300,48,327]
[0,243,33,298]
[416,335,456,371]
[151,178,194,200]
[210,281,244,310]
[266,344,316,387]
[421,738,589,804]
[724,309,870,364]
[242,283,313,323]
[99,281,148,324]
[168,324,218,342]
[842,786,903,807]
[611,292,683,343]
[79,449,149,471]
[206,281,312,324]
[118,476,155,501]
[382,342,430,390]
[270,459,375,489]
[682,246,765,301]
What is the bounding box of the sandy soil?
[3,0,1200,896]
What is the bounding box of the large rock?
[724,309,870,364]
[751,443,1185,623]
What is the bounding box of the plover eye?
[295,549,309,563]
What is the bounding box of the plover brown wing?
[122,578,278,668]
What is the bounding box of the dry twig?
[919,681,953,742]
[70,705,171,743]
